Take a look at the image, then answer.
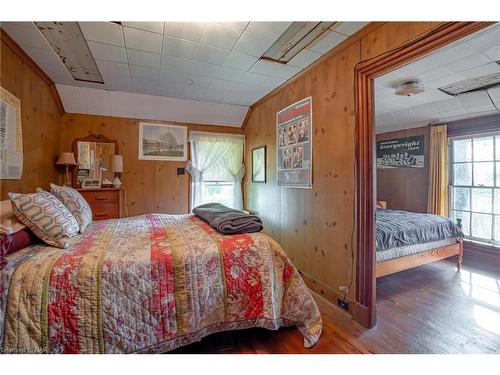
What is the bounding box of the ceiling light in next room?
[394,79,425,96]
[261,22,336,64]
[35,22,104,84]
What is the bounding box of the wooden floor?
[174,259,500,353]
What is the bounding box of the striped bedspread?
[0,214,321,354]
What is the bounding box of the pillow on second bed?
[9,190,80,249]
[50,183,92,233]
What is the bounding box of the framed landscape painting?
[138,122,187,161]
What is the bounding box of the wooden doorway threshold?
[354,21,494,328]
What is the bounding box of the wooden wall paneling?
[60,114,243,216]
[376,126,430,213]
[0,35,62,199]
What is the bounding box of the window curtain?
[427,124,449,216]
[186,131,245,210]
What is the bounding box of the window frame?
[449,131,500,246]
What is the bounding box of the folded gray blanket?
[192,203,263,235]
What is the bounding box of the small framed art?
[252,146,266,183]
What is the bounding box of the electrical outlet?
[339,285,349,292]
[337,298,349,311]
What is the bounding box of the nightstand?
[77,188,122,221]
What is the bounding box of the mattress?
[0,214,322,353]
[376,209,464,252]
[376,238,458,262]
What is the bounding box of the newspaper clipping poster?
[276,97,312,188]
[376,135,424,169]
[0,87,23,179]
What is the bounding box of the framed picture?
[81,178,101,189]
[138,122,187,161]
[252,146,266,183]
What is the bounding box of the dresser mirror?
[71,134,118,188]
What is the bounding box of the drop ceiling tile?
[437,108,467,118]
[457,91,494,109]
[129,65,159,80]
[467,26,500,51]
[411,102,439,117]
[309,31,347,54]
[374,71,405,88]
[198,88,231,103]
[210,66,246,82]
[87,41,127,63]
[446,53,492,73]
[95,59,130,76]
[392,108,417,122]
[397,59,437,77]
[417,67,455,83]
[238,71,269,86]
[245,22,291,40]
[272,64,302,80]
[101,73,132,90]
[332,22,369,36]
[261,75,287,89]
[2,23,52,50]
[249,59,278,75]
[217,22,249,30]
[433,98,463,113]
[41,64,75,84]
[123,27,162,53]
[122,22,164,34]
[288,49,322,68]
[81,87,111,115]
[126,49,161,69]
[208,78,236,91]
[460,62,500,80]
[196,44,230,65]
[57,84,82,101]
[79,22,124,46]
[161,56,220,78]
[131,77,158,91]
[200,23,242,50]
[159,70,212,88]
[110,91,135,118]
[424,42,478,65]
[230,82,269,96]
[61,98,87,114]
[132,93,159,119]
[163,22,206,43]
[483,45,500,61]
[426,73,464,89]
[162,36,199,59]
[376,112,399,126]
[23,47,61,67]
[223,51,259,71]
[488,87,500,103]
[233,32,275,57]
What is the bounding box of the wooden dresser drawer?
[77,188,122,221]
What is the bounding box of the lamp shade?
[111,155,123,173]
[56,152,76,165]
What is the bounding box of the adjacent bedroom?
[0,2,499,373]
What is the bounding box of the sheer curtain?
[427,124,449,216]
[186,131,245,210]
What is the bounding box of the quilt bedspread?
[0,214,322,353]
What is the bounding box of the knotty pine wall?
[60,114,242,216]
[0,34,62,199]
[243,22,444,303]
[376,126,430,213]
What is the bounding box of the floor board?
[173,259,500,354]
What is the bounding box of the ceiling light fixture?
[394,79,425,96]
[261,22,336,64]
[35,22,104,84]
[439,69,500,96]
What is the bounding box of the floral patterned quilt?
[0,214,322,353]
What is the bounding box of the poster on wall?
[0,87,23,179]
[276,97,312,188]
[376,135,424,169]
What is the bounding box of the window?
[186,132,245,210]
[449,134,500,245]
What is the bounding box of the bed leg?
[456,238,464,271]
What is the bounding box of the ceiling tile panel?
[200,23,242,50]
[309,31,347,54]
[288,49,322,68]
[126,49,161,69]
[123,27,163,53]
[233,32,274,57]
[95,59,130,77]
[245,22,291,40]
[122,22,164,34]
[332,22,368,36]
[1,23,52,50]
[87,41,127,63]
[161,35,199,59]
[223,51,259,71]
[195,44,230,65]
[163,22,206,42]
[79,22,124,46]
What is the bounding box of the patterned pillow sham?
[50,183,92,233]
[8,190,79,249]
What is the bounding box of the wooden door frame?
[353,21,494,328]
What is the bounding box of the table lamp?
[111,155,123,188]
[56,152,77,186]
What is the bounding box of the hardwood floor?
[174,259,500,353]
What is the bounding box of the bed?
[375,209,464,278]
[0,214,322,354]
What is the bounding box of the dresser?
[77,188,122,221]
